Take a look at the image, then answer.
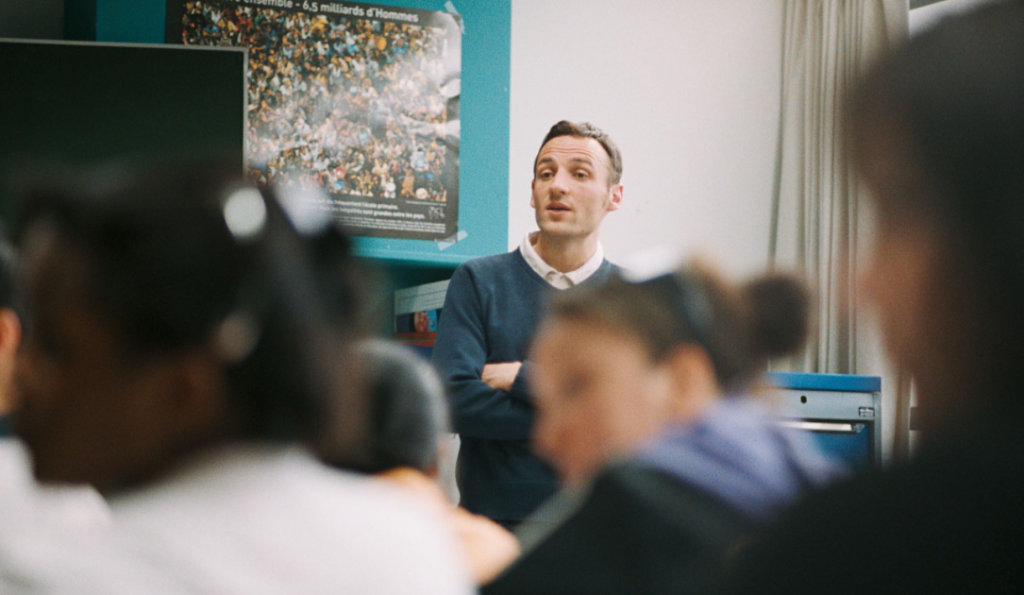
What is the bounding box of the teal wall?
[76,0,510,266]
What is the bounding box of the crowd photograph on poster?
[168,0,462,240]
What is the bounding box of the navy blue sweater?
[433,249,618,521]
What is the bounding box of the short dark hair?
[330,339,449,475]
[534,120,623,185]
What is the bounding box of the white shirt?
[519,232,605,289]
[1,445,473,595]
[0,438,111,533]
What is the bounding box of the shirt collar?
[519,232,605,289]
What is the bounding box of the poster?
[167,0,462,240]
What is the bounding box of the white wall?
[509,0,784,275]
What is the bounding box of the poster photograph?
[167,0,462,240]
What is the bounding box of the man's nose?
[549,170,571,195]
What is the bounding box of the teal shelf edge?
[354,246,469,267]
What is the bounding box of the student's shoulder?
[593,462,755,539]
[727,439,1024,595]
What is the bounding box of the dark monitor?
[0,39,246,218]
[767,372,883,470]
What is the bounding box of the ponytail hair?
[745,274,811,362]
[547,261,810,394]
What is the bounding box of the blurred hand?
[452,510,521,584]
[377,467,521,584]
[481,362,522,392]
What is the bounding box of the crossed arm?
[432,268,535,441]
[481,362,522,392]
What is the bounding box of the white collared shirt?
[519,232,605,289]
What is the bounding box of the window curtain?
[769,0,911,461]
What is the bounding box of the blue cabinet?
[767,372,884,469]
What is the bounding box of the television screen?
[0,39,246,219]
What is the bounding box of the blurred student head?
[11,163,357,492]
[530,260,809,485]
[848,0,1024,435]
[327,339,522,586]
[326,338,449,477]
[0,228,21,418]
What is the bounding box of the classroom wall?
[508,0,784,275]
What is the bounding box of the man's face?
[531,135,622,241]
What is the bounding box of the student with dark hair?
[344,339,452,477]
[325,339,521,584]
[2,164,471,594]
[726,3,1024,593]
[0,227,109,533]
[483,260,837,595]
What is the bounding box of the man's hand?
[481,362,523,392]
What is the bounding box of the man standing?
[433,121,624,528]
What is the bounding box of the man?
[433,121,624,528]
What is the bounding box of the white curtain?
[769,0,911,461]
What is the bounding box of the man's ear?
[530,179,538,209]
[607,183,623,212]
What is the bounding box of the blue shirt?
[636,398,843,522]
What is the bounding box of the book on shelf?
[394,279,449,359]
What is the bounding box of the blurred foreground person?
[0,229,109,534]
[0,165,471,594]
[484,260,837,595]
[325,339,520,584]
[727,3,1024,593]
